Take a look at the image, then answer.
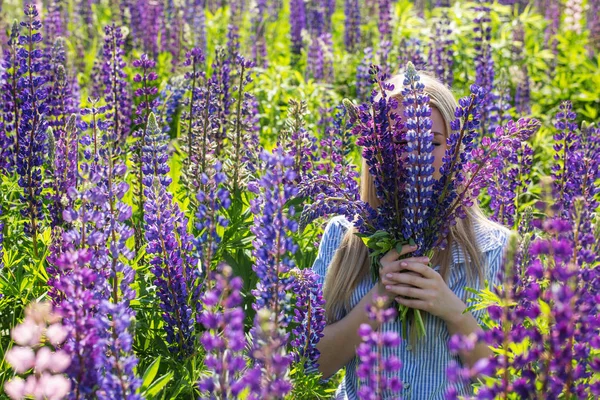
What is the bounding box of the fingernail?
[386,273,392,278]
[386,285,391,290]
[401,262,407,267]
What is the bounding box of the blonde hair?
[322,71,505,341]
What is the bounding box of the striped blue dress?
[310,215,511,400]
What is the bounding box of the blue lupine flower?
[290,268,326,370]
[15,4,49,257]
[143,113,196,356]
[400,64,435,251]
[249,149,299,328]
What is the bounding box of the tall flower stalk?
[131,53,159,255]
[198,264,249,398]
[101,24,132,147]
[143,113,196,356]
[248,149,299,327]
[16,5,49,258]
[356,295,403,399]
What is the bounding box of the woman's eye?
[433,142,441,147]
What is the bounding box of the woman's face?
[392,103,448,180]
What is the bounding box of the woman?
[310,72,512,399]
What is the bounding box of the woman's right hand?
[376,244,430,307]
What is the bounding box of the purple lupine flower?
[153,78,186,134]
[246,308,294,399]
[356,295,403,399]
[193,0,207,53]
[306,0,327,37]
[578,121,600,211]
[400,64,435,252]
[161,0,183,68]
[290,268,326,370]
[472,0,497,138]
[78,115,140,399]
[356,47,374,102]
[79,98,112,162]
[377,0,392,42]
[181,48,205,149]
[309,33,334,83]
[226,23,241,61]
[0,118,10,174]
[48,115,78,227]
[101,24,132,145]
[45,38,73,131]
[488,137,533,228]
[195,160,230,277]
[1,21,24,168]
[251,0,269,69]
[299,105,360,227]
[226,56,259,191]
[277,99,318,183]
[305,0,333,82]
[397,38,428,74]
[15,4,49,258]
[551,101,581,215]
[344,0,362,52]
[241,92,262,174]
[180,48,216,189]
[96,300,141,400]
[143,113,196,356]
[43,0,65,44]
[132,54,160,129]
[52,250,105,398]
[211,48,235,157]
[60,98,140,398]
[427,15,454,86]
[447,211,600,398]
[248,149,299,328]
[290,0,306,56]
[131,0,163,57]
[131,53,159,253]
[436,117,540,245]
[198,264,249,398]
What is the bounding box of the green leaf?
[140,356,161,391]
[142,371,173,398]
[395,242,405,254]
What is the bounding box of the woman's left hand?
[383,261,467,325]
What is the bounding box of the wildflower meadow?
[0,0,599,399]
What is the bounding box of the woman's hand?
[376,244,427,307]
[383,260,467,325]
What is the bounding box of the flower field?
[0,0,599,399]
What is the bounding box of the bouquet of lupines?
[301,62,540,338]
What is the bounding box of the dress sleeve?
[311,215,351,290]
